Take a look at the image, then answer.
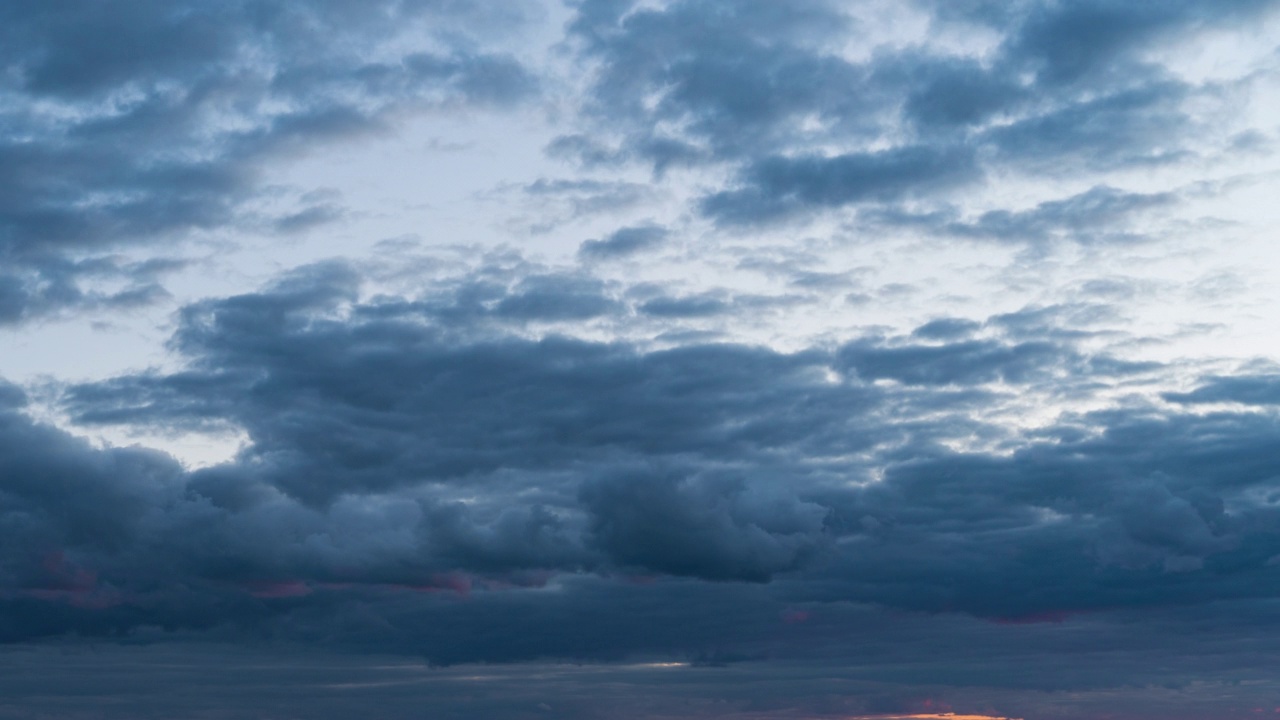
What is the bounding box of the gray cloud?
[524,179,659,227]
[867,185,1181,246]
[637,292,731,318]
[5,3,1280,715]
[582,471,828,582]
[1165,373,1280,405]
[563,0,1278,227]
[702,146,980,225]
[2,265,1260,662]
[578,224,668,261]
[837,337,1074,386]
[0,0,538,323]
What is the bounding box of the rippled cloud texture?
[4,1,1280,719]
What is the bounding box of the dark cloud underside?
[0,264,1263,667]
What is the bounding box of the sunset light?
[849,715,1022,720]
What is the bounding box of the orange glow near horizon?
[846,715,1022,720]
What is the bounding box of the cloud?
[4,264,1260,653]
[5,5,1280,714]
[578,224,668,261]
[637,291,731,318]
[524,179,660,227]
[0,0,539,323]
[581,470,828,582]
[1000,0,1277,87]
[912,319,983,341]
[491,274,623,321]
[1165,373,1280,405]
[702,146,981,225]
[865,185,1180,246]
[837,337,1075,386]
[569,0,861,168]
[897,57,1029,130]
[982,83,1194,170]
[562,0,1278,227]
[64,264,879,508]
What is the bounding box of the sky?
[3,1,1280,718]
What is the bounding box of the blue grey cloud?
[0,0,538,323]
[578,224,668,260]
[1165,373,1280,405]
[8,264,1262,653]
[702,146,980,225]
[3,2,1280,717]
[564,0,1278,227]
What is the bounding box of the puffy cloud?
[0,0,538,323]
[581,470,829,582]
[562,0,1278,228]
[0,263,1260,660]
[6,3,1280,716]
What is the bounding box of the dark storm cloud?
[64,263,882,507]
[811,406,1280,618]
[565,0,1279,226]
[581,471,828,582]
[0,0,538,323]
[0,263,1260,666]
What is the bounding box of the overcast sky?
[4,1,1280,718]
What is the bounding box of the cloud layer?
[0,261,1268,653]
[0,0,536,322]
[4,1,1280,718]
